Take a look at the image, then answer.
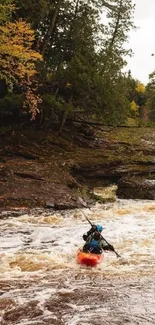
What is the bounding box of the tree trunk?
[41,0,62,56]
[58,93,73,134]
[103,0,123,72]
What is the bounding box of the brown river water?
[0,199,155,325]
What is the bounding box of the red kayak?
[76,249,103,267]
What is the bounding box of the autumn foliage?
[0,3,42,118]
[2,0,150,126]
[136,83,145,94]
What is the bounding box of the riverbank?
[1,124,155,210]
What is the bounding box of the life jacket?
[87,236,102,254]
[83,232,102,254]
[87,232,101,249]
[88,239,100,248]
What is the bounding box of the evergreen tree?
[146,72,155,121]
[1,0,135,125]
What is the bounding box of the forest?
[1,0,155,131]
[1,3,155,324]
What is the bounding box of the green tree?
[2,0,135,126]
[146,72,155,121]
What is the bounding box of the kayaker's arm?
[100,236,121,258]
[102,244,114,251]
[83,224,97,241]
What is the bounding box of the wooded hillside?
[0,0,155,129]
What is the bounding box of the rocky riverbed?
[1,125,155,210]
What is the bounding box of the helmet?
[96,225,103,232]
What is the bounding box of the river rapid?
[0,199,155,325]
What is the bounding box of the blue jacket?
[88,239,100,249]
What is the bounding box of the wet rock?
[117,176,155,199]
[54,199,81,210]
[71,160,123,181]
[45,200,55,208]
[4,147,39,160]
[2,126,155,210]
[0,167,10,182]
[14,171,44,180]
[0,210,29,219]
[0,172,82,210]
[77,196,87,207]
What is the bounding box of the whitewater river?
[0,199,155,325]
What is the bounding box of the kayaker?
[83,224,103,241]
[83,230,114,254]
